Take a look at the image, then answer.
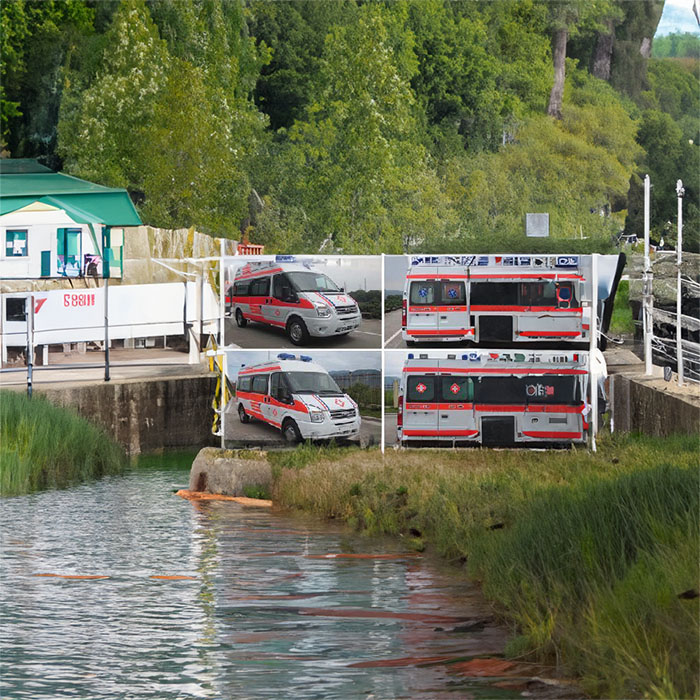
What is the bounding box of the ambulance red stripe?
[235,267,284,280]
[402,429,479,437]
[522,431,582,439]
[405,329,474,336]
[518,331,581,337]
[403,367,586,375]
[239,365,281,375]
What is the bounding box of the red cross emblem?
[334,398,344,406]
[272,409,278,416]
[449,383,460,394]
[416,383,427,394]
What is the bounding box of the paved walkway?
[0,348,212,391]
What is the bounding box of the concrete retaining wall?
[612,374,700,437]
[37,375,217,455]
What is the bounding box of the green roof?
[0,160,142,226]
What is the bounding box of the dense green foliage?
[652,32,700,59]
[0,390,127,496]
[2,0,695,251]
[272,433,699,698]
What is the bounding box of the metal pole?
[589,255,598,452]
[26,295,34,398]
[676,179,685,386]
[643,174,653,376]
[219,238,226,449]
[104,277,110,382]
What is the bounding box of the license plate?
[337,326,353,333]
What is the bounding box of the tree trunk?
[547,27,568,119]
[591,21,615,81]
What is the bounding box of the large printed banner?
[2,282,219,346]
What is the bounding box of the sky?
[227,349,381,376]
[385,256,410,294]
[655,0,700,36]
[228,256,381,292]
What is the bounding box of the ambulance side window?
[440,376,472,401]
[440,281,465,304]
[270,372,292,402]
[409,282,436,304]
[273,274,297,303]
[251,374,268,394]
[470,283,518,305]
[238,376,251,392]
[233,281,249,297]
[249,277,270,297]
[407,376,436,402]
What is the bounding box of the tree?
[58,0,169,189]
[255,3,454,253]
[545,1,620,119]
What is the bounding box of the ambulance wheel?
[282,418,302,443]
[238,404,250,424]
[235,309,248,328]
[287,317,309,346]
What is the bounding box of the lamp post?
[676,179,684,386]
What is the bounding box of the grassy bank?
[0,390,127,497]
[271,435,699,698]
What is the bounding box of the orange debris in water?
[33,573,110,580]
[305,553,421,560]
[150,575,197,581]
[175,490,272,507]
[349,655,451,668]
[448,658,516,677]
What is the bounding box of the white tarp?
[1,281,219,346]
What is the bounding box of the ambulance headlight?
[315,305,331,318]
[310,411,325,423]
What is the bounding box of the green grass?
[609,279,635,335]
[0,390,127,497]
[271,434,699,698]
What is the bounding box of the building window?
[6,298,26,322]
[5,230,28,257]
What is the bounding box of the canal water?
[1,456,562,699]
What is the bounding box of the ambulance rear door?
[402,368,439,438]
[405,267,440,336]
[437,360,476,439]
[436,275,470,338]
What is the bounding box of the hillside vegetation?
[1,1,697,251]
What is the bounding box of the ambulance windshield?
[287,272,342,293]
[286,372,342,395]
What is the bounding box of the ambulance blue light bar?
[300,355,312,362]
[277,353,296,360]
[276,255,297,263]
[407,353,414,359]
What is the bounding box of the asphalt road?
[226,317,382,349]
[225,401,381,448]
[384,411,399,447]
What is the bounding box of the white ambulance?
[230,259,362,345]
[401,254,625,347]
[397,350,602,446]
[236,354,361,442]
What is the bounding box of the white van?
[231,260,362,345]
[397,350,601,446]
[401,254,625,347]
[236,354,361,442]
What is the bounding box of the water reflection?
[0,461,539,699]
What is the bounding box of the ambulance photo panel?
[225,255,382,349]
[226,349,382,448]
[384,253,625,349]
[385,348,593,449]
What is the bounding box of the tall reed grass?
[0,390,127,497]
[272,434,699,698]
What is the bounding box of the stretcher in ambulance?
[236,354,361,442]
[397,351,602,446]
[401,254,625,348]
[230,259,361,345]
